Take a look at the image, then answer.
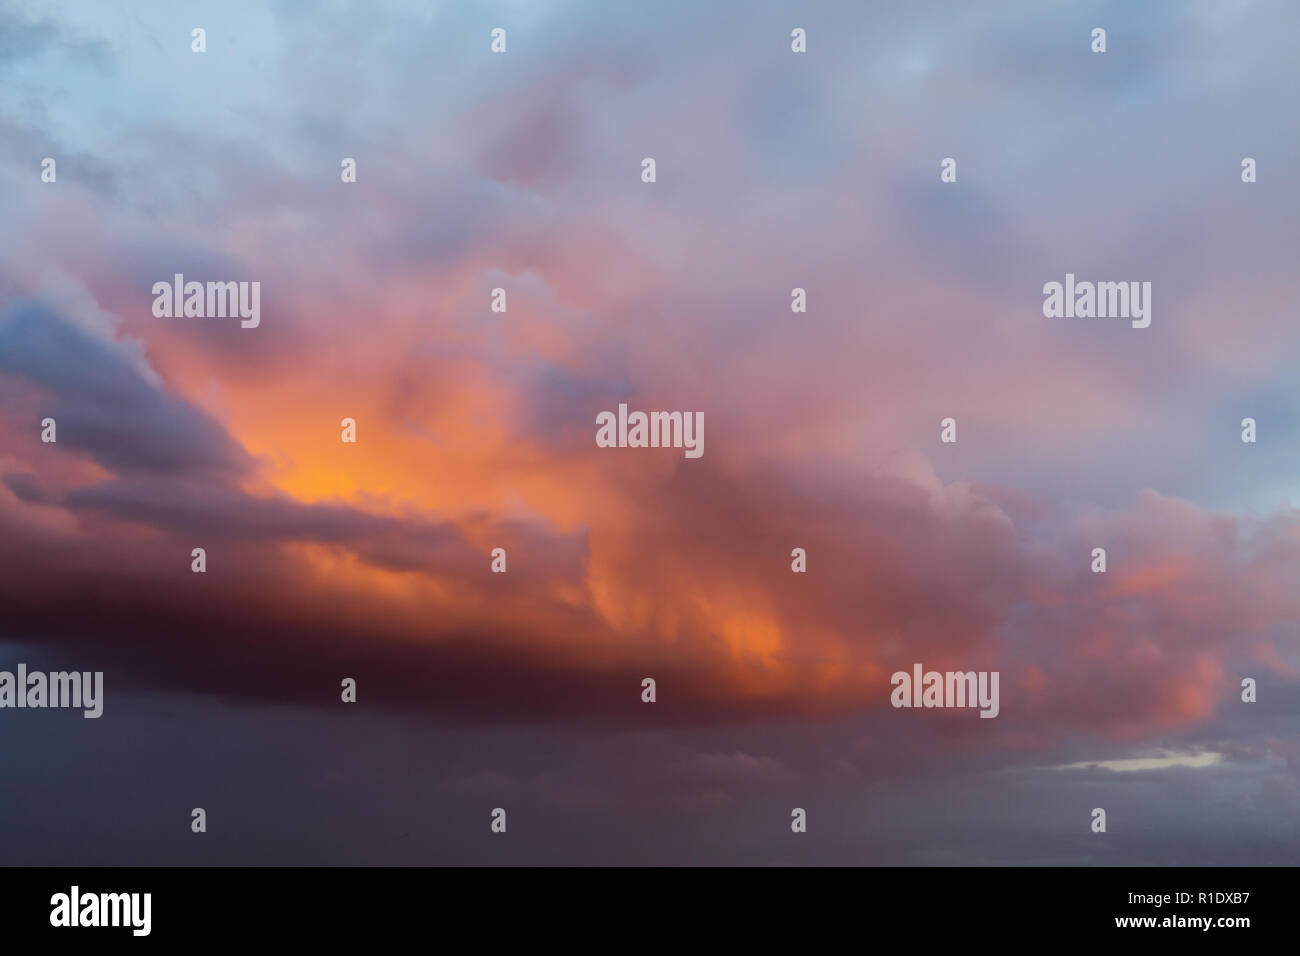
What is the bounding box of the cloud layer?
[1,0,1298,863]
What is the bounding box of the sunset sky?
[2,0,1299,864]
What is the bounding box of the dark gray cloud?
[1,664,1296,865]
[0,300,254,480]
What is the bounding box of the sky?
[1,0,1299,865]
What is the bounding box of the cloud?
[0,297,254,480]
[2,0,1300,865]
[2,292,1297,749]
[1054,750,1226,773]
[0,2,112,75]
